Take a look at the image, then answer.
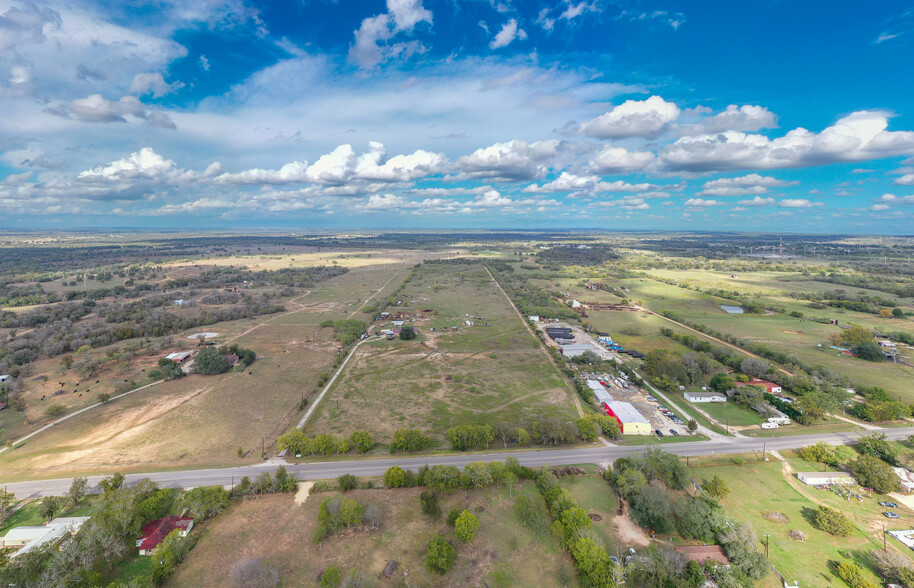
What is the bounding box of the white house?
[893,467,914,493]
[889,529,914,550]
[797,472,854,486]
[1,517,90,558]
[683,391,726,403]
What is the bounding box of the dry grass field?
[0,254,442,479]
[168,483,577,587]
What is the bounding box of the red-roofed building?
[734,379,782,394]
[136,516,194,555]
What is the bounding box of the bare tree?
[494,422,513,448]
[740,357,769,378]
[229,557,281,588]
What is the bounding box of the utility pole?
[762,442,767,460]
[763,534,770,558]
[884,525,887,551]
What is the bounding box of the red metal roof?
[137,516,193,551]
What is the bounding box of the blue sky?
[1,0,914,233]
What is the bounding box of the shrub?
[835,561,878,588]
[319,567,341,588]
[455,510,480,543]
[44,404,66,417]
[349,431,373,453]
[315,496,364,542]
[420,490,441,518]
[390,428,434,452]
[446,508,460,527]
[425,534,456,574]
[813,506,854,536]
[382,466,406,488]
[849,454,901,494]
[337,474,357,492]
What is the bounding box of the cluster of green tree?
[793,272,914,299]
[160,264,348,291]
[798,441,856,467]
[0,295,282,382]
[798,437,902,494]
[313,495,382,542]
[660,311,863,398]
[608,449,770,586]
[320,319,367,345]
[849,387,911,422]
[446,425,494,450]
[193,344,256,375]
[390,428,436,452]
[643,347,721,390]
[383,457,538,493]
[535,245,618,267]
[787,286,901,311]
[278,431,353,456]
[149,357,185,381]
[0,473,178,586]
[535,470,624,587]
[232,466,298,497]
[575,414,621,441]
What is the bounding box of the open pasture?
[168,483,576,588]
[309,262,578,444]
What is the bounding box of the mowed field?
[168,483,577,588]
[0,256,432,480]
[309,263,579,444]
[601,274,914,402]
[691,453,914,588]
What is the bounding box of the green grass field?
[593,272,914,403]
[309,263,579,445]
[690,454,913,587]
[699,399,766,427]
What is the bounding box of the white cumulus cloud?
[457,139,561,181]
[571,95,680,139]
[662,110,914,172]
[589,147,657,174]
[699,173,798,196]
[349,0,432,68]
[681,104,777,135]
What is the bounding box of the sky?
[1,0,914,233]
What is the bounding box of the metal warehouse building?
[586,380,614,407]
[561,343,597,358]
[605,401,652,435]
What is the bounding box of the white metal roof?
[607,401,649,424]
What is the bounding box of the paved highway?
[4,426,912,498]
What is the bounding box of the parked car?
[884,512,901,519]
[670,429,680,436]
[879,501,899,508]
[655,429,664,437]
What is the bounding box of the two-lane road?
[4,426,912,498]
